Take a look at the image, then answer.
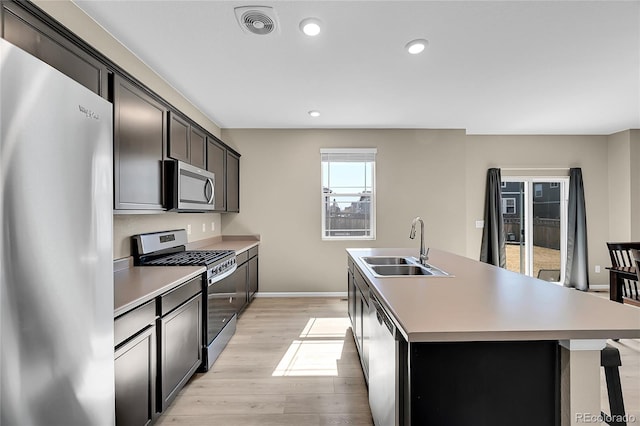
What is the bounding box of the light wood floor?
[157,297,639,425]
[157,297,373,425]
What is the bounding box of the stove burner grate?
[142,250,235,266]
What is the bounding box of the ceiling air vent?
[234,6,278,35]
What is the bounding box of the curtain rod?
[500,167,570,171]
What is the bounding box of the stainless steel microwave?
[165,160,215,212]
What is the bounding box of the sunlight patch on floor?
[272,317,351,377]
[299,317,351,338]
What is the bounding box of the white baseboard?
[255,292,348,298]
[589,284,609,292]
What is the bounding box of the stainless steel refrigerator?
[0,39,115,425]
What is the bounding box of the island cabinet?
[113,75,167,211]
[168,111,207,169]
[157,276,203,412]
[1,1,108,97]
[347,258,369,381]
[404,341,559,426]
[114,300,157,426]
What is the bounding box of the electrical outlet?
[202,223,206,232]
[595,265,601,273]
[211,222,215,231]
[187,224,192,235]
[475,220,485,229]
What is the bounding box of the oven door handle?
[208,263,237,286]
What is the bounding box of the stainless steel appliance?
[0,39,114,424]
[369,293,399,426]
[133,229,237,370]
[165,160,216,212]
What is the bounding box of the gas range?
[133,230,237,285]
[132,229,239,372]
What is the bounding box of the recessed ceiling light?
[405,39,428,55]
[300,18,321,36]
[308,110,321,118]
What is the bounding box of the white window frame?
[502,198,516,214]
[320,148,376,240]
[502,176,569,285]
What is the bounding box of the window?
[534,183,543,197]
[321,148,376,240]
[550,182,559,188]
[502,198,516,214]
[501,181,507,188]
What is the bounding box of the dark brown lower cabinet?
[232,247,259,313]
[233,262,248,314]
[114,300,157,426]
[158,291,202,412]
[115,326,156,426]
[247,251,258,302]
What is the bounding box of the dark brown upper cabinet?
[226,151,240,213]
[206,137,227,212]
[168,112,190,163]
[168,111,207,170]
[113,75,167,211]
[2,1,108,97]
[190,127,206,170]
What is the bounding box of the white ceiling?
[73,0,640,134]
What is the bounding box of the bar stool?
[601,344,626,426]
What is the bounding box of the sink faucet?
[409,217,429,265]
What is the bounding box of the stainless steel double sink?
[360,256,451,278]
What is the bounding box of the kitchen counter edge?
[347,247,640,343]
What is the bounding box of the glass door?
[502,178,568,284]
[502,181,526,274]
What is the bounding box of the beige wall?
[608,130,632,241]
[113,213,222,259]
[222,129,612,293]
[606,129,640,242]
[630,130,640,240]
[221,129,468,293]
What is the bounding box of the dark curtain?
[480,168,506,268]
[565,168,589,290]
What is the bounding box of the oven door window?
[206,277,235,343]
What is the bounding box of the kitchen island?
[347,248,640,426]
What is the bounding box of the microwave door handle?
[205,178,214,204]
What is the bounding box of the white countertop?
[348,248,640,343]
